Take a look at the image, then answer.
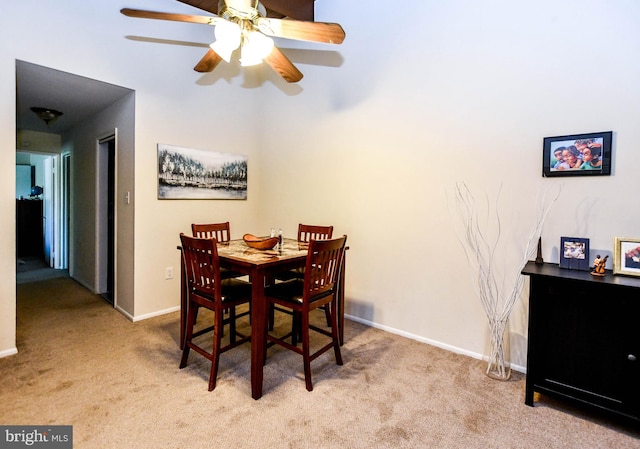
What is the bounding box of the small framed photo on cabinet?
[559,237,590,271]
[613,237,640,277]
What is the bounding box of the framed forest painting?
[157,144,247,200]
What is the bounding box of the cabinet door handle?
[628,354,637,362]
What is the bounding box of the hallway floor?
[17,256,68,284]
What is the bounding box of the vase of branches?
[486,317,511,380]
[454,182,561,380]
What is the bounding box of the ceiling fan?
[121,0,345,83]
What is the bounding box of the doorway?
[15,60,136,326]
[97,134,116,305]
[16,152,66,268]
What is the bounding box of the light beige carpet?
[1,276,638,448]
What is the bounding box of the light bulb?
[240,31,274,66]
[210,20,241,63]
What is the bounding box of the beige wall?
[2,0,640,371]
[61,93,135,316]
[18,130,61,153]
[0,55,17,357]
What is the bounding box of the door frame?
[97,131,117,307]
[59,153,70,270]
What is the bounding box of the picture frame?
[157,144,247,200]
[559,237,590,271]
[542,131,612,177]
[613,237,640,277]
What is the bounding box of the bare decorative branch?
[454,182,561,380]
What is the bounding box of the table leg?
[338,251,346,346]
[251,268,266,399]
[178,247,186,350]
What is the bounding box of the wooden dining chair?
[265,235,347,391]
[191,222,250,332]
[276,224,334,281]
[270,224,334,339]
[191,222,232,242]
[192,222,244,280]
[179,233,251,391]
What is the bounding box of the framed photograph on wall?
[542,131,612,177]
[559,237,590,271]
[157,144,247,200]
[613,237,640,277]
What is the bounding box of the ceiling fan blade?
[194,49,224,72]
[261,0,314,21]
[120,8,221,26]
[176,0,220,16]
[263,46,303,83]
[176,0,311,20]
[256,18,345,44]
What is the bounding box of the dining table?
[178,237,347,399]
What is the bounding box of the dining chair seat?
[191,279,252,304]
[269,268,303,282]
[267,279,334,305]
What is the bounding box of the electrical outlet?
[165,267,173,280]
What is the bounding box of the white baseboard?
[115,305,135,322]
[128,306,180,323]
[0,347,18,359]
[345,313,526,374]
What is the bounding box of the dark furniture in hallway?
[16,199,43,258]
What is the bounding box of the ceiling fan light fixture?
[210,20,241,62]
[239,31,273,66]
[30,107,63,125]
[221,0,266,21]
[120,2,346,83]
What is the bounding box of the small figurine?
[590,254,608,277]
[535,237,544,264]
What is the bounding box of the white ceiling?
[16,60,133,135]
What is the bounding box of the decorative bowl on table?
[242,234,279,250]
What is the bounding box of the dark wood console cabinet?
[522,261,640,423]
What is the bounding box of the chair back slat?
[192,222,232,242]
[298,224,333,243]
[180,233,221,299]
[303,236,347,302]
